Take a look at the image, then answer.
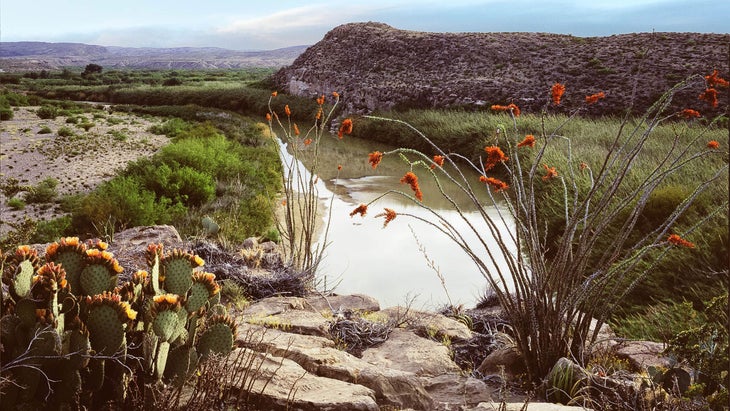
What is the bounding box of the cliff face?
[274,22,729,116]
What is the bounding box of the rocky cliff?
[274,22,729,116]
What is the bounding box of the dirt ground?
[0,106,170,237]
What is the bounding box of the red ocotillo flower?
[317,95,325,105]
[484,146,509,171]
[293,123,300,135]
[585,91,606,105]
[679,109,701,119]
[542,164,558,181]
[551,83,566,105]
[699,88,719,108]
[431,155,445,169]
[338,118,353,139]
[375,208,397,228]
[400,171,423,201]
[303,138,312,146]
[349,204,368,217]
[332,91,340,98]
[491,103,521,117]
[705,69,729,88]
[517,134,536,148]
[668,234,695,248]
[284,105,291,117]
[368,151,383,169]
[265,113,272,122]
[707,140,720,149]
[480,176,509,192]
[271,91,278,97]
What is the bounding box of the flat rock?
[243,309,332,338]
[306,294,380,315]
[227,348,378,411]
[243,296,310,316]
[237,322,433,410]
[361,328,460,377]
[424,374,495,410]
[381,306,472,341]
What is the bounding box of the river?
[278,132,515,310]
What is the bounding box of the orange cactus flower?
[668,234,695,248]
[400,171,423,201]
[482,176,509,192]
[332,91,340,98]
[266,113,272,122]
[368,151,383,169]
[271,91,278,97]
[585,91,606,105]
[484,146,509,171]
[317,95,325,105]
[707,140,720,149]
[705,69,729,88]
[542,164,558,181]
[551,83,566,105]
[349,204,368,217]
[517,134,536,148]
[303,138,312,146]
[284,104,291,117]
[375,208,397,228]
[699,88,719,108]
[338,118,353,139]
[430,155,445,169]
[679,109,701,119]
[490,103,521,117]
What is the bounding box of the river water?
[278,133,515,310]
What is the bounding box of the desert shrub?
[24,177,59,203]
[36,104,59,119]
[108,129,128,141]
[611,300,707,343]
[6,197,26,210]
[157,132,243,180]
[38,126,52,134]
[162,77,183,86]
[0,90,29,106]
[66,116,80,124]
[78,121,95,131]
[148,117,188,137]
[0,106,13,120]
[73,176,183,234]
[30,215,73,243]
[57,126,74,137]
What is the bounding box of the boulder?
[614,340,672,371]
[242,237,259,250]
[477,346,526,379]
[469,403,592,411]
[107,225,185,276]
[243,296,310,317]
[361,328,460,377]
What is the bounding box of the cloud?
[216,4,372,35]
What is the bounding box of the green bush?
[66,116,80,124]
[0,106,13,120]
[30,215,73,243]
[6,197,26,210]
[73,176,183,234]
[36,105,60,119]
[78,122,95,131]
[24,177,59,203]
[611,300,706,343]
[108,130,128,141]
[57,126,74,137]
[38,125,52,134]
[148,117,188,137]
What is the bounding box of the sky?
[1,0,728,50]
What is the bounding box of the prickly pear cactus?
[197,314,237,358]
[186,272,220,314]
[150,294,182,342]
[160,249,203,296]
[79,249,123,296]
[164,345,198,386]
[3,245,41,300]
[85,292,136,356]
[45,237,86,294]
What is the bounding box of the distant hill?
[0,42,308,70]
[274,22,729,116]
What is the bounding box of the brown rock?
[361,328,460,377]
[381,306,473,341]
[424,374,495,410]
[476,346,526,379]
[614,340,671,371]
[306,294,381,315]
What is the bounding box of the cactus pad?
[197,314,236,357]
[150,294,182,342]
[85,293,135,356]
[186,272,219,314]
[46,237,86,294]
[3,245,40,300]
[164,345,198,386]
[161,249,203,296]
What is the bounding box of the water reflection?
[281,134,515,309]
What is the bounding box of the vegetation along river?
[279,132,516,309]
